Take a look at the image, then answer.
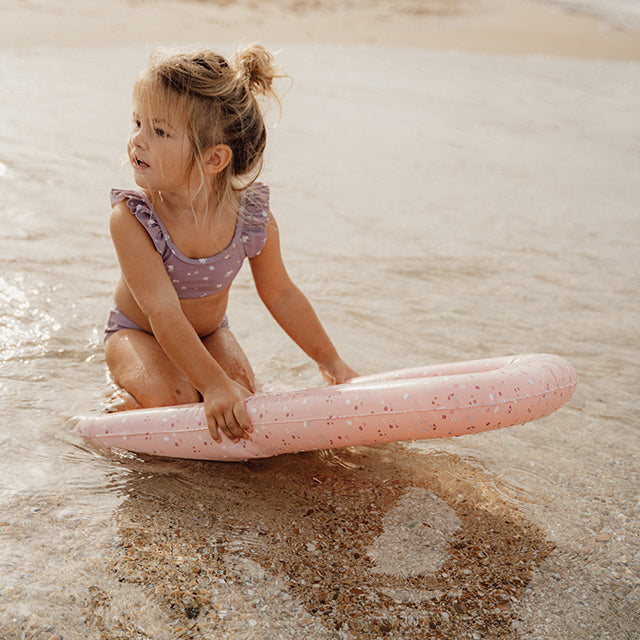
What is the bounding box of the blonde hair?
[133,44,284,216]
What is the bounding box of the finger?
[319,366,335,384]
[215,416,235,442]
[222,408,246,441]
[233,399,252,433]
[208,419,222,443]
[210,406,235,441]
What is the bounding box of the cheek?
[166,154,188,175]
[180,143,194,169]
[173,147,194,174]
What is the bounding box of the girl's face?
[127,98,194,193]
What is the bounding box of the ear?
[203,144,232,175]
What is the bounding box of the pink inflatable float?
[75,353,577,461]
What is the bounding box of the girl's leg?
[202,327,256,393]
[105,329,200,408]
[104,326,256,408]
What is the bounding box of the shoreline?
[1,0,640,60]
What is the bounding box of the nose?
[130,128,144,148]
[130,122,148,149]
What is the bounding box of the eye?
[155,127,168,138]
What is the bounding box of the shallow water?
[1,43,639,639]
[542,0,640,27]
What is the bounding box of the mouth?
[132,154,150,169]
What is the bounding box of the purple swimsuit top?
[110,183,270,299]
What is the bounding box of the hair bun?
[234,44,279,96]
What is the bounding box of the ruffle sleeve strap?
[239,183,270,258]
[110,189,170,257]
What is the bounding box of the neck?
[148,186,220,223]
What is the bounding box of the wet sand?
[2,446,555,639]
[107,448,554,639]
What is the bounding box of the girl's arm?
[249,214,358,384]
[109,202,252,441]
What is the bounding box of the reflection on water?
[0,43,638,638]
[0,276,60,363]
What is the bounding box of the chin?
[130,170,151,190]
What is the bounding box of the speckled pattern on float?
[75,353,578,461]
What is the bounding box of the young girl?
[105,45,357,444]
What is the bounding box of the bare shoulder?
[109,199,144,241]
[109,200,158,264]
[266,210,278,231]
[253,210,281,256]
[249,209,292,297]
[260,210,279,242]
[110,200,134,226]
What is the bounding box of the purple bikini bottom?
[104,306,229,343]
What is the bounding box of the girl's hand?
[203,379,254,442]
[319,359,359,386]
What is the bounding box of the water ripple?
[0,276,61,362]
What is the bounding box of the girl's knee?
[226,367,255,394]
[141,377,199,407]
[105,331,200,407]
[204,328,256,392]
[113,363,199,407]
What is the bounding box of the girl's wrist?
[318,356,358,385]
